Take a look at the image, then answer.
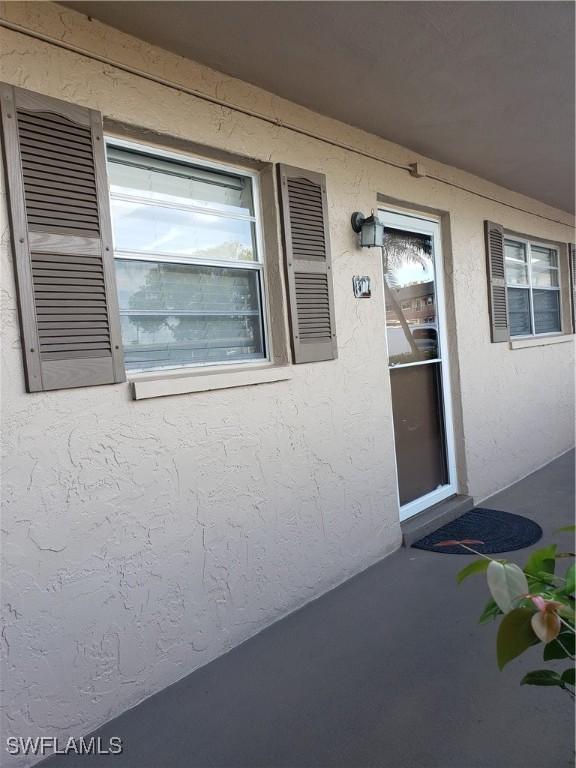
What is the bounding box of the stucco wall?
[0,3,574,762]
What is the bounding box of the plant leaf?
[457,558,490,585]
[561,667,575,686]
[556,525,576,533]
[543,630,575,660]
[561,564,575,595]
[558,605,576,623]
[497,608,539,669]
[488,561,530,614]
[531,610,561,643]
[520,670,564,687]
[479,598,502,624]
[524,545,557,578]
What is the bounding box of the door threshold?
[401,494,474,547]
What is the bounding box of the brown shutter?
[569,242,576,333]
[0,83,124,391]
[277,164,337,363]
[484,220,509,342]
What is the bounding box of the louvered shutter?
[569,243,576,333]
[0,84,124,391]
[277,164,337,363]
[484,220,509,342]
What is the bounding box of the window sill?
[509,334,574,350]
[130,364,292,400]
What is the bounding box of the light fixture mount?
[350,211,366,234]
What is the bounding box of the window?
[504,238,561,337]
[106,141,267,372]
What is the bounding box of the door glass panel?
[383,228,438,366]
[382,219,451,511]
[390,363,448,505]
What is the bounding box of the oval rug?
[411,508,543,554]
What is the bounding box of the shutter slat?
[22,145,95,170]
[24,174,98,194]
[21,166,98,190]
[33,262,104,271]
[1,84,125,391]
[25,184,98,203]
[20,137,94,161]
[38,320,110,329]
[36,311,110,320]
[17,111,95,141]
[278,164,337,363]
[26,195,100,212]
[484,221,509,342]
[22,156,96,180]
[18,123,94,149]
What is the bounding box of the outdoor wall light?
[351,210,385,248]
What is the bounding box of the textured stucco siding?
[0,3,574,763]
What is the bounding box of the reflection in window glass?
[108,147,254,216]
[116,260,265,370]
[533,290,560,334]
[110,199,256,261]
[504,240,528,285]
[508,287,532,336]
[383,228,438,366]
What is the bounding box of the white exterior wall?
[0,3,573,762]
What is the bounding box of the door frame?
[379,208,457,521]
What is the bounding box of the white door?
[379,210,457,521]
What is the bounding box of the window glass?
[504,240,528,285]
[116,260,265,370]
[533,289,561,334]
[507,287,532,336]
[108,147,254,216]
[530,245,557,269]
[505,238,561,338]
[107,143,266,372]
[530,245,558,287]
[110,199,256,261]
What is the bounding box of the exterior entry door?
[380,210,456,520]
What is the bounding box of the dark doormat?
[412,508,543,554]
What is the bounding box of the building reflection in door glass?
[383,227,438,366]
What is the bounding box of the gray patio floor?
[44,450,575,768]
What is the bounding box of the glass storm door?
[380,210,456,520]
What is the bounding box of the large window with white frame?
[106,140,267,372]
[504,237,562,337]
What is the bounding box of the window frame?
[504,234,563,339]
[104,135,272,374]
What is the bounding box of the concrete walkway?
[44,451,575,768]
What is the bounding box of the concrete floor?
[43,451,575,768]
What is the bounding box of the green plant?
[441,526,575,697]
